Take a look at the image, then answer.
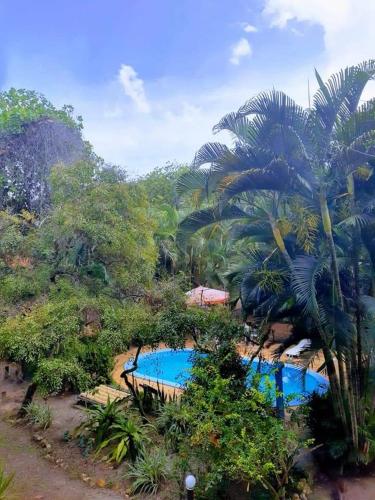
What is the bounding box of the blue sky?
[1,0,374,175]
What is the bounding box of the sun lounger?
[285,339,311,358]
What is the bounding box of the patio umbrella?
[186,286,229,306]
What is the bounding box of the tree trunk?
[319,192,348,396]
[120,345,147,420]
[269,216,293,268]
[17,382,37,417]
[319,192,345,309]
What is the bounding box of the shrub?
[33,358,90,395]
[96,415,150,463]
[74,399,149,464]
[176,360,310,499]
[0,464,14,500]
[73,398,125,450]
[156,402,190,451]
[77,339,113,385]
[307,391,348,468]
[127,449,169,495]
[0,265,50,303]
[24,401,52,429]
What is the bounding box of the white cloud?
[230,38,252,65]
[263,0,375,74]
[243,23,258,33]
[6,1,375,176]
[118,64,151,113]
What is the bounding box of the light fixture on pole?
[185,473,196,499]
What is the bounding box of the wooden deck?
[79,384,129,405]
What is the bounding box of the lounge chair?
[285,339,311,358]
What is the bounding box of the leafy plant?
[74,399,149,464]
[156,401,190,451]
[24,401,52,429]
[73,398,125,449]
[127,449,169,495]
[0,464,14,500]
[33,358,90,395]
[174,355,309,498]
[96,415,150,463]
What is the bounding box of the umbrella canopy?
[186,286,229,306]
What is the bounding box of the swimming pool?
[125,348,329,406]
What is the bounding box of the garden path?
[0,418,123,500]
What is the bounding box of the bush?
[33,358,90,395]
[156,402,190,451]
[74,400,149,464]
[176,359,310,499]
[96,415,149,463]
[77,339,113,385]
[0,266,50,303]
[127,449,169,495]
[307,391,348,468]
[24,401,52,429]
[73,398,125,452]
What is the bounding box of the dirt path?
[0,418,123,500]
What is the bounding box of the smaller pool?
[125,348,329,406]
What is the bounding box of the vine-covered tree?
[0,89,86,213]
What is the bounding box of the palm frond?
[177,204,247,244]
[291,255,326,319]
[237,90,312,158]
[238,90,308,130]
[176,169,210,198]
[191,142,236,169]
[337,213,375,229]
[335,98,375,145]
[230,222,273,243]
[213,112,251,143]
[313,60,375,136]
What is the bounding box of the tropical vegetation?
[2,62,375,497]
[178,59,375,467]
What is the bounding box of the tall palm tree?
[177,61,375,462]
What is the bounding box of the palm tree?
[177,60,375,462]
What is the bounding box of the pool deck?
[112,340,327,398]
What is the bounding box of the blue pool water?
[125,348,329,406]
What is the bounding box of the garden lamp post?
[185,473,197,499]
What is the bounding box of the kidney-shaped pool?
[125,348,329,406]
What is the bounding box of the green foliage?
[76,339,113,385]
[47,161,157,291]
[307,392,349,466]
[0,266,50,303]
[74,400,149,464]
[24,401,53,429]
[156,401,190,451]
[0,464,14,500]
[0,299,81,369]
[33,358,90,395]
[73,398,126,450]
[127,448,169,495]
[174,356,308,498]
[96,415,149,463]
[0,88,82,133]
[138,163,187,207]
[177,60,375,465]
